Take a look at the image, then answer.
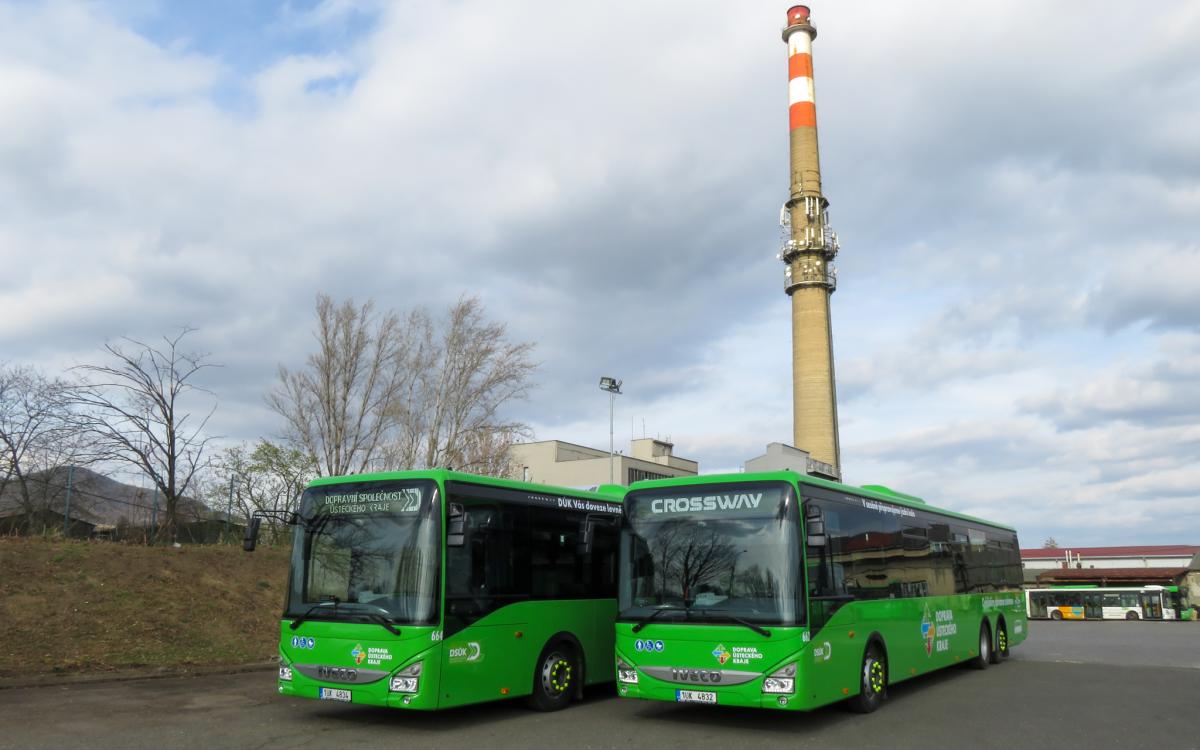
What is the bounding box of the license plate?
[676,690,717,704]
[319,688,352,702]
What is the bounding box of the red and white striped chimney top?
[787,5,811,25]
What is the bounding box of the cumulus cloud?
[1,1,1198,545]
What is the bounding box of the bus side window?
[589,518,620,598]
[444,496,531,637]
[530,507,585,599]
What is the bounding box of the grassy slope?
[0,538,290,676]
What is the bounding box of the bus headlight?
[389,661,422,693]
[762,663,796,694]
[278,666,293,682]
[616,659,639,684]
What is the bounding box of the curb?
[0,661,278,691]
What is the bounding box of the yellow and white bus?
[1025,586,1181,621]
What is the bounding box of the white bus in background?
[1025,585,1183,621]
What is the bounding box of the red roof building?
[1020,546,1200,606]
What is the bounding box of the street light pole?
[226,474,235,541]
[599,377,623,485]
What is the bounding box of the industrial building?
[743,441,837,480]
[508,438,697,489]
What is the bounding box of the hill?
[0,538,289,677]
[0,466,218,527]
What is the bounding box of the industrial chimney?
[780,5,841,477]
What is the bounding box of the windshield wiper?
[355,604,403,636]
[290,598,340,631]
[359,613,401,636]
[290,600,403,635]
[695,609,772,638]
[631,605,687,633]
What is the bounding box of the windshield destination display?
[318,488,423,515]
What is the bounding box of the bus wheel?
[1050,610,1063,621]
[969,623,991,670]
[1125,611,1139,621]
[528,643,576,712]
[990,622,1007,664]
[848,645,887,713]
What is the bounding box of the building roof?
[1021,545,1200,559]
[1036,567,1191,584]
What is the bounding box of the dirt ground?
[0,537,289,676]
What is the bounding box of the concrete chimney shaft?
[781,5,841,476]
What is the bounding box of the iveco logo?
[317,666,358,682]
[671,668,722,683]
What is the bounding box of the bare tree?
[211,440,317,541]
[271,294,536,477]
[1042,537,1059,549]
[0,365,89,532]
[71,328,219,543]
[268,295,414,476]
[384,296,535,472]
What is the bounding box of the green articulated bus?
[244,470,623,711]
[614,471,1027,712]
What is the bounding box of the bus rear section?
[615,473,1027,712]
[252,471,623,711]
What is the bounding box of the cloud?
[1021,333,1200,430]
[1085,245,1200,331]
[1,1,1199,546]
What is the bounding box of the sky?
[1,1,1198,548]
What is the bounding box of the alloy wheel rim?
[868,659,885,693]
[542,656,572,695]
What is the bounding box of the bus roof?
[305,468,625,504]
[627,470,1016,532]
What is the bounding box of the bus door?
[440,501,533,706]
[1028,592,1046,619]
[1083,592,1103,619]
[1140,592,1163,620]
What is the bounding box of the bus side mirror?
[447,502,466,547]
[243,516,262,552]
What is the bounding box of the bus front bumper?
[616,670,808,711]
[278,665,439,710]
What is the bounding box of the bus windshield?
[619,482,803,626]
[285,480,440,625]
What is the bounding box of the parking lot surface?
[2,621,1197,750]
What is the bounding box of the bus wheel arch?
[847,634,888,713]
[527,633,584,710]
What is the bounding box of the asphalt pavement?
[2,620,1197,750]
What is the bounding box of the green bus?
[244,470,623,711]
[614,471,1027,712]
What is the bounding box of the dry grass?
[0,537,290,676]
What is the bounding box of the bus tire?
[847,643,887,714]
[969,622,991,670]
[990,620,1007,664]
[1125,611,1139,621]
[527,642,576,712]
[1049,610,1062,621]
